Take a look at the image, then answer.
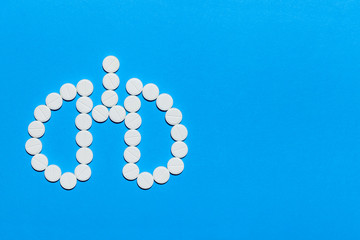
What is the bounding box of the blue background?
[1,1,360,239]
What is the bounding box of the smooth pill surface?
[92,105,109,123]
[122,163,139,181]
[44,165,61,182]
[75,113,92,130]
[75,164,91,182]
[60,172,77,190]
[125,112,142,129]
[103,56,120,73]
[142,83,159,101]
[28,121,45,138]
[123,146,141,163]
[101,90,118,107]
[156,93,173,111]
[124,96,141,112]
[126,78,143,95]
[167,158,184,175]
[124,130,141,146]
[31,154,48,171]
[77,79,94,97]
[171,124,188,141]
[34,105,51,122]
[76,97,93,113]
[153,166,170,184]
[109,105,126,123]
[25,138,42,155]
[60,83,77,101]
[76,147,93,164]
[46,93,63,110]
[137,172,154,190]
[165,108,183,125]
[171,141,188,158]
[103,73,120,90]
[76,131,93,147]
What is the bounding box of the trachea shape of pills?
[25,56,188,190]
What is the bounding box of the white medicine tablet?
[75,164,91,182]
[167,157,184,175]
[124,130,141,146]
[60,172,77,190]
[165,108,182,125]
[101,90,118,107]
[123,146,141,163]
[137,172,154,190]
[153,166,170,184]
[125,112,142,129]
[122,163,139,181]
[171,141,188,158]
[92,105,109,123]
[142,83,159,101]
[76,97,93,113]
[28,121,45,138]
[45,93,63,110]
[76,147,93,164]
[44,164,61,182]
[103,73,120,90]
[77,79,94,97]
[124,96,141,112]
[109,105,126,123]
[171,124,188,141]
[103,56,120,73]
[75,113,92,130]
[156,93,173,111]
[126,78,143,95]
[60,83,77,101]
[31,154,48,172]
[34,105,51,122]
[25,138,42,155]
[76,130,93,147]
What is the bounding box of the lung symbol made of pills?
[25,56,188,190]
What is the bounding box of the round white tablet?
[25,138,42,155]
[76,97,93,113]
[103,73,120,90]
[124,130,141,146]
[122,163,139,181]
[60,83,77,101]
[156,93,173,111]
[34,105,51,122]
[124,96,141,112]
[171,141,188,158]
[142,83,159,101]
[31,154,48,172]
[153,166,170,184]
[44,164,61,183]
[137,172,154,190]
[60,172,77,190]
[125,112,142,129]
[92,105,109,123]
[126,78,143,95]
[103,56,120,73]
[76,131,93,147]
[167,157,184,175]
[77,79,94,97]
[28,121,45,138]
[101,90,118,107]
[75,164,91,182]
[75,113,92,130]
[109,105,126,123]
[165,108,183,125]
[123,146,141,163]
[171,124,188,141]
[76,147,93,164]
[45,93,63,110]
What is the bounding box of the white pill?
[60,83,77,101]
[109,105,126,123]
[125,112,142,129]
[34,105,51,122]
[92,105,109,123]
[124,96,141,112]
[28,121,45,138]
[45,93,63,110]
[153,166,170,184]
[103,56,120,73]
[76,147,93,164]
[171,124,188,141]
[122,163,139,181]
[156,93,173,111]
[171,141,188,158]
[123,146,141,163]
[44,164,61,183]
[25,138,42,155]
[75,164,91,182]
[126,78,143,95]
[60,172,77,190]
[137,172,154,190]
[167,157,184,175]
[76,97,93,113]
[31,154,48,172]
[101,90,118,107]
[77,79,94,97]
[103,73,120,90]
[165,108,183,125]
[75,113,92,130]
[142,83,159,101]
[76,130,93,147]
[124,130,141,146]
